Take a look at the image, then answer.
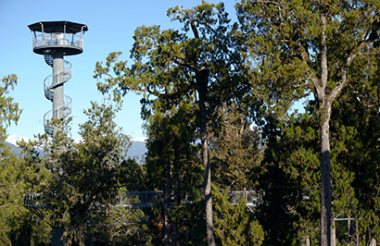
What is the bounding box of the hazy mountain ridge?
[5,134,147,163]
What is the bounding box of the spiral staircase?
[43,51,72,135]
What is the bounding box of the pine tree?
[255,100,360,245]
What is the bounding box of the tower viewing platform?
[28,21,88,55]
[28,20,88,136]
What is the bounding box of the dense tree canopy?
[236,0,380,244]
[1,75,51,245]
[2,1,380,245]
[94,2,251,245]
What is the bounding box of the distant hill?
[5,134,147,164]
[127,141,147,163]
[5,141,22,155]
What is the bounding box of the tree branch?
[348,83,374,108]
[190,20,200,39]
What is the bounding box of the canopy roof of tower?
[28,21,88,33]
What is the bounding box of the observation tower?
[27,21,88,245]
[28,21,88,135]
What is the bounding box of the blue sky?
[1,0,238,141]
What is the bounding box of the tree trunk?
[320,106,332,246]
[348,214,355,245]
[356,220,360,246]
[331,217,336,246]
[26,227,31,246]
[198,85,215,246]
[303,234,310,246]
[164,110,172,246]
[369,237,376,246]
[171,172,180,246]
[79,226,85,246]
[319,12,332,246]
[366,227,377,246]
[52,226,64,246]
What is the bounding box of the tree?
[212,184,264,246]
[258,106,358,245]
[253,113,306,246]
[328,67,380,244]
[1,75,51,245]
[16,143,52,245]
[27,99,131,244]
[209,103,263,190]
[236,1,380,245]
[141,96,205,245]
[0,153,51,245]
[0,74,21,157]
[0,74,22,244]
[94,2,249,245]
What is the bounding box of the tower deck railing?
[24,193,48,209]
[228,190,263,207]
[33,34,83,49]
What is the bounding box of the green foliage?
[0,156,51,245]
[0,74,21,158]
[0,74,51,245]
[209,104,263,190]
[255,104,361,245]
[330,80,380,242]
[212,184,264,246]
[142,100,206,244]
[95,2,248,109]
[236,0,380,244]
[144,101,201,189]
[22,99,133,244]
[95,2,251,245]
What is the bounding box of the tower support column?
[52,51,64,134]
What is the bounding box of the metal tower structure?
[27,21,88,246]
[28,21,88,135]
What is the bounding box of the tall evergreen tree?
[236,1,380,244]
[94,2,249,244]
